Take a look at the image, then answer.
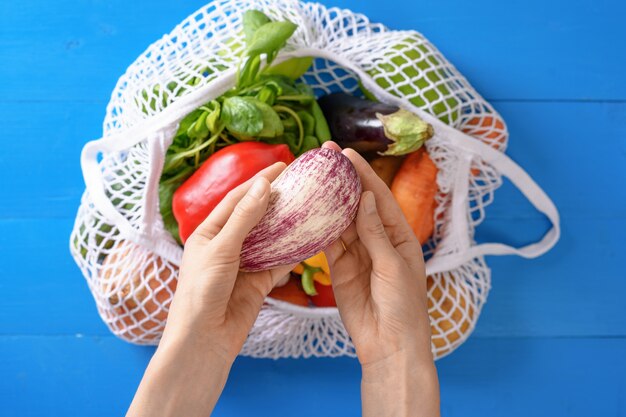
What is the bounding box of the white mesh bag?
[70,0,560,359]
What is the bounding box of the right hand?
[322,142,434,370]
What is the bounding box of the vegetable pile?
[145,9,441,308]
[159,10,330,243]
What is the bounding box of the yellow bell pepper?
[292,252,331,295]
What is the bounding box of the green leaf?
[247,21,297,56]
[256,85,277,105]
[281,131,299,154]
[159,181,182,245]
[311,100,331,142]
[249,99,284,138]
[297,110,315,136]
[258,75,302,96]
[264,56,313,80]
[187,111,209,139]
[238,54,261,88]
[177,109,203,137]
[237,97,283,138]
[221,96,264,136]
[203,101,222,133]
[300,135,320,154]
[377,109,434,156]
[242,10,271,44]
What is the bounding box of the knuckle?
[366,220,387,238]
[185,231,209,247]
[233,195,257,218]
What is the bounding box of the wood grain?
[1,0,625,415]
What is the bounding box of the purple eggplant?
[317,93,433,158]
[240,147,361,272]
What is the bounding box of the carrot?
[268,277,310,307]
[391,148,439,245]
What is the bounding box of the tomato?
[172,142,295,243]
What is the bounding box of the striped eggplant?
[240,148,361,271]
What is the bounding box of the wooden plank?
[0,0,624,101]
[0,218,112,336]
[493,101,626,219]
[3,100,625,219]
[1,335,624,416]
[1,213,624,338]
[0,102,100,219]
[1,98,624,337]
[475,217,626,337]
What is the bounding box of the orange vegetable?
[390,148,439,244]
[462,115,507,149]
[369,155,404,188]
[100,240,177,343]
[268,277,309,307]
[428,274,475,357]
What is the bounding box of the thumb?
[213,177,271,258]
[355,191,397,266]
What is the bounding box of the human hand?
[322,141,439,416]
[322,141,432,366]
[161,161,295,363]
[127,162,294,417]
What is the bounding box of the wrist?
[360,348,440,417]
[361,347,436,384]
[128,338,231,417]
[157,328,234,371]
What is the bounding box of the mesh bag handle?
[81,49,559,270]
[424,133,561,274]
[327,51,561,272]
[71,1,561,358]
[80,68,239,262]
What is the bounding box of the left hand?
[161,161,294,363]
[128,162,294,417]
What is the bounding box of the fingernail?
[363,192,376,214]
[248,178,267,199]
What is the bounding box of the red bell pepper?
[309,281,336,307]
[172,142,295,243]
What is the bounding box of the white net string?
[70,0,508,359]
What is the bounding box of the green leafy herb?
[221,96,264,136]
[247,21,297,57]
[154,9,331,244]
[159,181,183,245]
[263,56,314,80]
[242,10,270,43]
[311,100,331,143]
[245,98,284,137]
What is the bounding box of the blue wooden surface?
[1,0,625,415]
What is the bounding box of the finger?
[355,191,398,266]
[325,239,346,266]
[340,222,358,247]
[214,177,271,258]
[325,221,357,265]
[268,263,298,287]
[322,140,342,152]
[227,263,297,329]
[342,148,416,246]
[190,162,285,242]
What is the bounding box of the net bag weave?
[70,0,560,359]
